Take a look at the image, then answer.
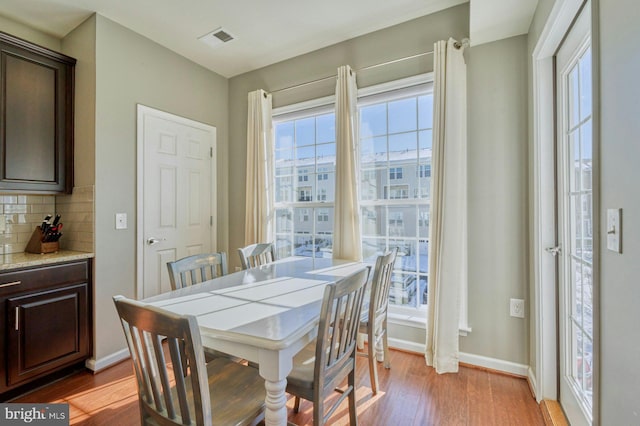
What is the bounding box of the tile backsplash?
[55,185,94,253]
[0,195,56,254]
[0,186,95,255]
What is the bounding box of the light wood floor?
[13,349,544,425]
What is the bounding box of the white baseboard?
[85,349,130,372]
[386,337,529,377]
[528,366,539,400]
[388,337,426,355]
[458,352,529,377]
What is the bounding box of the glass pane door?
[556,3,593,424]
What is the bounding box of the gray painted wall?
[89,15,229,361]
[62,15,96,189]
[598,0,640,422]
[463,35,529,365]
[0,15,60,51]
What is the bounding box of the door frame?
[135,104,217,299]
[532,0,600,421]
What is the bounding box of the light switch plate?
[115,213,128,230]
[606,208,622,253]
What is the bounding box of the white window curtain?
[333,65,362,261]
[244,89,274,245]
[425,38,468,374]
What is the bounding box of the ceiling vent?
[198,27,236,49]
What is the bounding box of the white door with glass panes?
[555,4,594,424]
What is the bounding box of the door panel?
[555,3,593,424]
[139,107,217,298]
[7,284,89,386]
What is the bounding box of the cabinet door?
[0,33,75,193]
[6,283,89,386]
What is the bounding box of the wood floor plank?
[11,349,544,425]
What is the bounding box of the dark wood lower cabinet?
[0,259,92,399]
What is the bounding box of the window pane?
[295,117,315,146]
[296,146,315,162]
[579,48,592,122]
[419,129,432,152]
[316,113,335,143]
[580,120,593,191]
[361,136,387,166]
[316,142,335,159]
[568,65,580,129]
[389,132,417,157]
[360,104,387,137]
[389,272,417,307]
[418,94,434,129]
[275,122,294,150]
[362,206,386,237]
[275,235,293,258]
[388,98,417,134]
[418,205,429,238]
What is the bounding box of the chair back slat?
[370,248,398,327]
[113,296,212,426]
[238,243,276,269]
[167,252,228,290]
[314,267,370,393]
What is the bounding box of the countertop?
[0,250,94,271]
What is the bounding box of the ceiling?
[0,0,538,78]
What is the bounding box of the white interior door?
[555,4,593,424]
[137,105,217,298]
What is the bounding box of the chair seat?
[286,341,317,390]
[180,357,266,426]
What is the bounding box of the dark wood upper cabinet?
[0,32,75,194]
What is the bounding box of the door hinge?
[210,216,213,226]
[210,147,213,158]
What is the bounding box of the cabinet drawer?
[0,261,88,296]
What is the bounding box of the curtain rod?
[270,39,468,95]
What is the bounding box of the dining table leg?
[259,349,293,426]
[264,378,288,426]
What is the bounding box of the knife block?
[25,226,59,254]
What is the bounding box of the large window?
[359,78,433,311]
[272,76,434,313]
[274,106,335,259]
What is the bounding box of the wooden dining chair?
[237,243,276,269]
[286,266,370,425]
[357,248,398,395]
[167,252,228,290]
[113,295,265,426]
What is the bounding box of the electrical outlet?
[510,298,525,318]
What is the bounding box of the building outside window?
[274,106,335,259]
[359,76,433,311]
[390,167,403,179]
[273,75,434,313]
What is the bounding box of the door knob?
[147,237,165,246]
[545,246,561,256]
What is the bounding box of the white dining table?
[142,256,368,426]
